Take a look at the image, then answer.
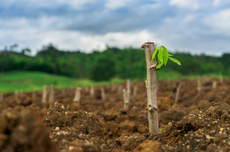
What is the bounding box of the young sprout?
[151,46,181,69]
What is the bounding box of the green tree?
[90,58,116,81]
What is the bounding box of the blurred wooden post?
[101,87,105,100]
[32,92,36,99]
[48,85,54,102]
[15,90,19,96]
[0,93,3,102]
[73,87,82,107]
[127,79,131,99]
[197,76,201,92]
[62,89,65,95]
[212,81,217,89]
[175,82,182,104]
[220,76,223,84]
[90,86,94,97]
[117,85,122,93]
[133,85,138,96]
[42,85,47,103]
[123,89,129,110]
[142,42,159,134]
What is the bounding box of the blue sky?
[0,0,230,55]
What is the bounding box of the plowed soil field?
[1,78,230,152]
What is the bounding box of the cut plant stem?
[101,87,105,100]
[32,92,36,99]
[141,42,159,134]
[212,81,217,89]
[220,76,223,84]
[15,90,19,96]
[127,79,131,100]
[90,86,94,97]
[0,93,3,102]
[73,87,82,107]
[123,89,129,110]
[117,85,122,93]
[197,76,202,92]
[133,85,138,96]
[48,84,54,102]
[175,82,182,104]
[42,85,47,103]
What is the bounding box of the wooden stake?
[42,85,47,103]
[141,42,159,134]
[48,84,54,102]
[123,89,129,110]
[175,82,182,104]
[73,87,82,106]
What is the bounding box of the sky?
[0,0,230,56]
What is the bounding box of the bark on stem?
[141,42,159,134]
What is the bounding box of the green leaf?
[168,53,173,57]
[156,62,163,69]
[169,57,181,65]
[163,46,168,66]
[158,47,163,63]
[151,46,160,62]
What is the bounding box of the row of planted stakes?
[0,76,230,152]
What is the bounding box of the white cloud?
[205,9,230,35]
[105,0,133,9]
[212,0,230,6]
[169,0,202,10]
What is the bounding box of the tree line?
[0,44,229,81]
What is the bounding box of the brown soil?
[1,78,230,151]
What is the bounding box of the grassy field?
[0,71,225,93]
[0,71,124,93]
